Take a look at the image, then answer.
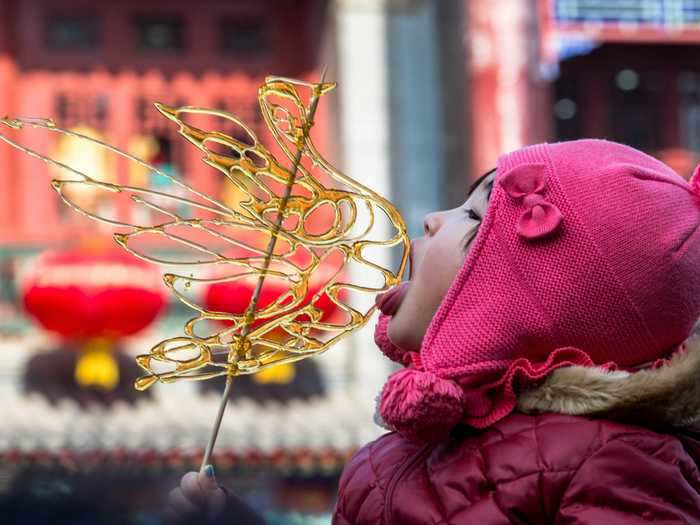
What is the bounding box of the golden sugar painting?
[0,76,410,393]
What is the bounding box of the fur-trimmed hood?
[375,332,700,434]
[517,333,700,431]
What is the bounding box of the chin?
[387,317,421,352]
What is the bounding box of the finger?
[180,471,206,506]
[198,464,227,520]
[161,506,183,524]
[168,487,198,516]
[207,488,227,519]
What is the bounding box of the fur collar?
[517,334,700,431]
[375,333,700,433]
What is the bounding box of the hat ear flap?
[374,313,409,364]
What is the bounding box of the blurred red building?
[0,0,330,246]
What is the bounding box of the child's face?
[380,170,496,352]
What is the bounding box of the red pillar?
[0,0,18,241]
[465,0,548,178]
[15,73,56,242]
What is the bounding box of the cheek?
[387,230,467,349]
[410,229,468,311]
[423,230,468,290]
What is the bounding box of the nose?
[423,210,447,236]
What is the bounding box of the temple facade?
[468,0,700,178]
[0,0,329,245]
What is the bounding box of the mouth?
[374,240,415,316]
[375,281,410,316]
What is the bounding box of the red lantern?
[204,247,343,328]
[22,247,166,341]
[207,187,348,331]
[201,243,339,394]
[21,247,167,394]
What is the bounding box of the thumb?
[198,464,227,520]
[198,464,219,492]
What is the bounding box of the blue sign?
[554,0,700,26]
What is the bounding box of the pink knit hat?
[377,139,700,441]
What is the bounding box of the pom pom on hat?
[379,367,465,442]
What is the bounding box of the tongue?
[375,282,410,316]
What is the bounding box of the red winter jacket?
[333,338,700,524]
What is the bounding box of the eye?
[466,209,481,221]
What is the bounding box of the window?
[680,72,700,153]
[219,18,267,54]
[553,74,581,141]
[133,14,185,52]
[46,15,99,51]
[609,69,663,151]
[53,93,110,131]
[55,94,69,122]
[95,95,109,128]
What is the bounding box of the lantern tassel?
[75,339,119,391]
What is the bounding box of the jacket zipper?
[384,442,433,525]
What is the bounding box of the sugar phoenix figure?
[0,75,410,470]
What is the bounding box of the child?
[166,139,700,524]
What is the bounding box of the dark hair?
[467,168,496,197]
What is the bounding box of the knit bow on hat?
[500,163,563,240]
